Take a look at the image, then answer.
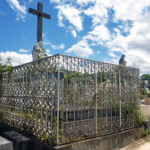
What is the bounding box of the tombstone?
[3,131,30,150]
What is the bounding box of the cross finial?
[29,2,51,42]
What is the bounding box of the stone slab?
[0,136,13,150]
[3,131,30,150]
[54,126,144,150]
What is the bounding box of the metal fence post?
[119,69,122,126]
[57,54,60,145]
[137,69,141,119]
[94,61,97,136]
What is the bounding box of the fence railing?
[0,54,141,145]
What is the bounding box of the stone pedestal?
[144,97,150,105]
[141,104,150,120]
[3,131,30,150]
[144,120,150,132]
[0,136,13,150]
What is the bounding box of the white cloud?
[50,0,62,4]
[126,19,150,53]
[45,49,52,56]
[108,52,116,58]
[123,18,150,74]
[19,49,30,53]
[76,0,95,6]
[91,0,150,22]
[84,0,150,74]
[112,0,150,21]
[0,51,32,66]
[66,40,93,57]
[84,24,111,45]
[107,14,150,74]
[6,0,27,21]
[43,41,65,50]
[42,33,46,39]
[113,28,121,34]
[56,4,83,31]
[107,33,127,53]
[71,30,77,38]
[51,44,65,49]
[50,0,150,74]
[84,4,108,26]
[125,50,150,74]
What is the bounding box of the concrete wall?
[54,126,144,150]
[141,105,150,120]
[141,104,150,132]
[0,122,144,150]
[144,98,150,105]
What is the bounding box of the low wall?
[61,116,137,144]
[141,104,150,132]
[0,122,144,150]
[54,126,144,150]
[144,98,150,105]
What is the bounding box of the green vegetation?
[141,74,150,80]
[0,57,12,85]
[136,110,146,125]
[0,56,142,144]
[141,74,150,97]
[144,87,150,97]
[0,111,3,122]
[129,99,146,125]
[0,57,12,122]
[144,130,149,136]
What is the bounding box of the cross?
[29,2,51,42]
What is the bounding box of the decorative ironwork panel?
[0,55,60,144]
[0,54,140,145]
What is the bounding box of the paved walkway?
[0,136,13,150]
[120,136,150,150]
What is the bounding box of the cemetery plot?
[0,54,141,145]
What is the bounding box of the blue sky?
[0,0,150,74]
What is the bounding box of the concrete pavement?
[120,136,150,150]
[0,136,13,150]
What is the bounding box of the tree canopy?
[141,74,150,80]
[0,57,12,85]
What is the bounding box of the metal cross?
[29,2,51,42]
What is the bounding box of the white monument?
[32,41,47,61]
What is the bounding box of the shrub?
[144,130,149,136]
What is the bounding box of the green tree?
[141,74,150,80]
[0,56,12,85]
